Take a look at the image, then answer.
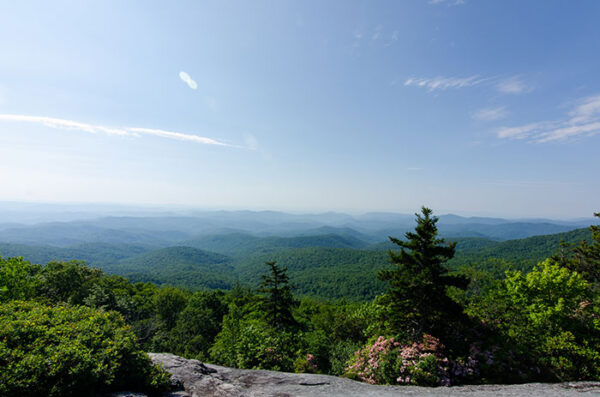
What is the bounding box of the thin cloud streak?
[569,95,600,124]
[0,114,130,136]
[537,122,600,143]
[429,0,466,5]
[404,75,486,92]
[0,114,232,147]
[129,127,228,146]
[404,74,532,95]
[497,94,600,143]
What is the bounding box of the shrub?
[328,340,362,376]
[210,309,300,372]
[0,300,170,397]
[345,334,457,386]
[293,329,330,374]
[0,256,41,302]
[503,260,600,380]
[467,259,600,382]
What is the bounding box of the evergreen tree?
[378,207,468,338]
[258,261,297,330]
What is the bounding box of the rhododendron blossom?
[344,334,484,386]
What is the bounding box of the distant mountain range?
[0,207,596,248]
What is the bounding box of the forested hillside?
[116,247,234,290]
[452,228,593,270]
[183,233,369,257]
[0,226,593,301]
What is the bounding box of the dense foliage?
[0,300,169,397]
[0,258,171,396]
[1,208,599,392]
[1,227,592,301]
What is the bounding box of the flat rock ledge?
[114,353,600,397]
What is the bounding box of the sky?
[0,0,599,218]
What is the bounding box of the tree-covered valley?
[2,208,600,396]
[0,226,592,300]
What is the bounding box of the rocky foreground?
[109,353,600,397]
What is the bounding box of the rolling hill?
[182,233,369,257]
[112,246,235,290]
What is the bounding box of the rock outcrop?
[116,353,600,397]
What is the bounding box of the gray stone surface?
[149,353,600,397]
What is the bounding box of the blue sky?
[0,0,599,218]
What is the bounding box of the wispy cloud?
[129,127,228,146]
[0,114,232,146]
[569,95,600,124]
[497,94,600,143]
[496,122,551,139]
[0,114,130,136]
[404,75,486,92]
[405,74,533,95]
[496,76,532,94]
[179,71,198,90]
[429,0,465,5]
[536,122,600,143]
[472,106,508,121]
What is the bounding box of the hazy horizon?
[1,1,598,219]
[0,199,596,222]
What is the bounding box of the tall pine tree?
[258,261,297,330]
[378,207,468,338]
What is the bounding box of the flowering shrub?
[395,334,450,386]
[345,334,452,385]
[344,334,487,386]
[345,335,401,384]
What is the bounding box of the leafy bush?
[468,259,600,382]
[0,256,41,302]
[0,300,170,397]
[328,340,362,376]
[210,303,300,372]
[503,259,600,380]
